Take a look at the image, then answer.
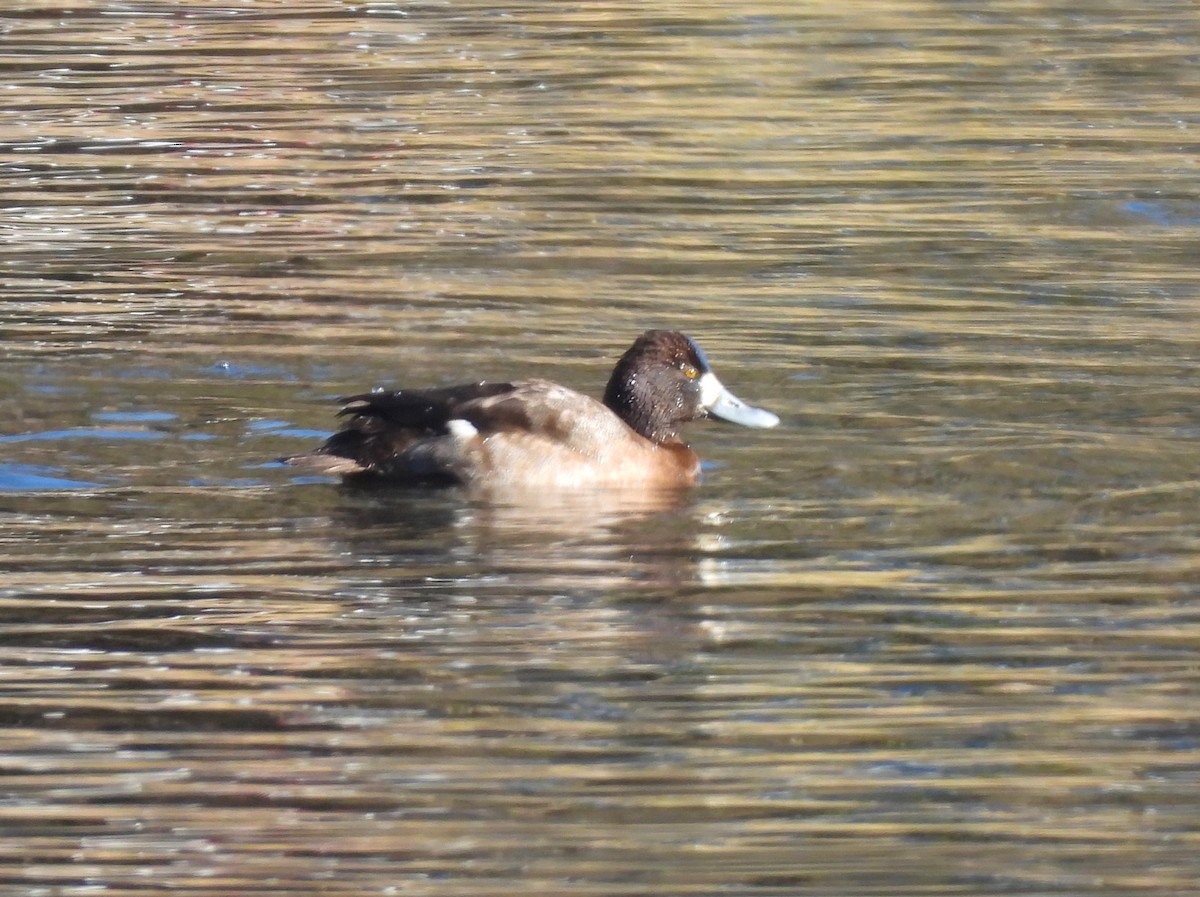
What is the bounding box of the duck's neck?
[603,368,678,444]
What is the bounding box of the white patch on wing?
[446,418,479,439]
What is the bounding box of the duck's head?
[602,330,780,443]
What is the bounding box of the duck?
[285,329,779,490]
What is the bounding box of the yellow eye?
[683,365,699,380]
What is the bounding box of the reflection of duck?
[286,330,778,491]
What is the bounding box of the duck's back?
[290,379,699,489]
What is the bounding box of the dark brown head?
[602,330,779,443]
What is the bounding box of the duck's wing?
[288,379,635,481]
[302,381,512,477]
[336,381,516,432]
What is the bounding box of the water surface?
[3,1,1199,894]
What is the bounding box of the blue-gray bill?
[699,372,780,429]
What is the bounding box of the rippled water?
[3,1,1200,894]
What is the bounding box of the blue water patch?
[210,360,298,380]
[247,419,330,439]
[112,367,174,381]
[864,761,948,779]
[92,410,176,423]
[0,464,103,491]
[246,419,294,431]
[0,428,166,444]
[1125,200,1200,227]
